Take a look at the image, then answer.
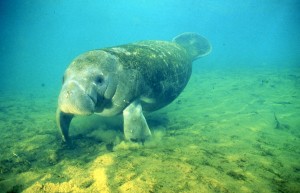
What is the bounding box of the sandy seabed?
[0,65,299,193]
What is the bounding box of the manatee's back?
[103,33,211,111]
[103,40,191,111]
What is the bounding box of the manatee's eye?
[95,75,104,85]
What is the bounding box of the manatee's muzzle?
[58,80,96,115]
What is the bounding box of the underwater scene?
[0,0,299,192]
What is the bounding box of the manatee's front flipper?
[123,100,151,142]
[56,108,74,143]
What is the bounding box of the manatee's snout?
[58,80,97,115]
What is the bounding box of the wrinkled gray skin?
[58,51,128,116]
[57,51,139,142]
[57,32,211,143]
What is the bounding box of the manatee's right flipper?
[123,100,151,142]
[56,108,73,143]
[172,32,212,60]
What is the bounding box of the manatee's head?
[58,50,119,115]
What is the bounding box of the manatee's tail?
[172,32,212,60]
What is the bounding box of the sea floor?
[0,64,299,193]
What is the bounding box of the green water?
[1,0,300,192]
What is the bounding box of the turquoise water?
[0,1,299,192]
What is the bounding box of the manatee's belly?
[103,40,192,111]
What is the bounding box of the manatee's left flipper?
[123,100,151,142]
[56,108,74,143]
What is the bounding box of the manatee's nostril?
[65,91,72,98]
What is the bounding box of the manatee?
[56,32,211,143]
